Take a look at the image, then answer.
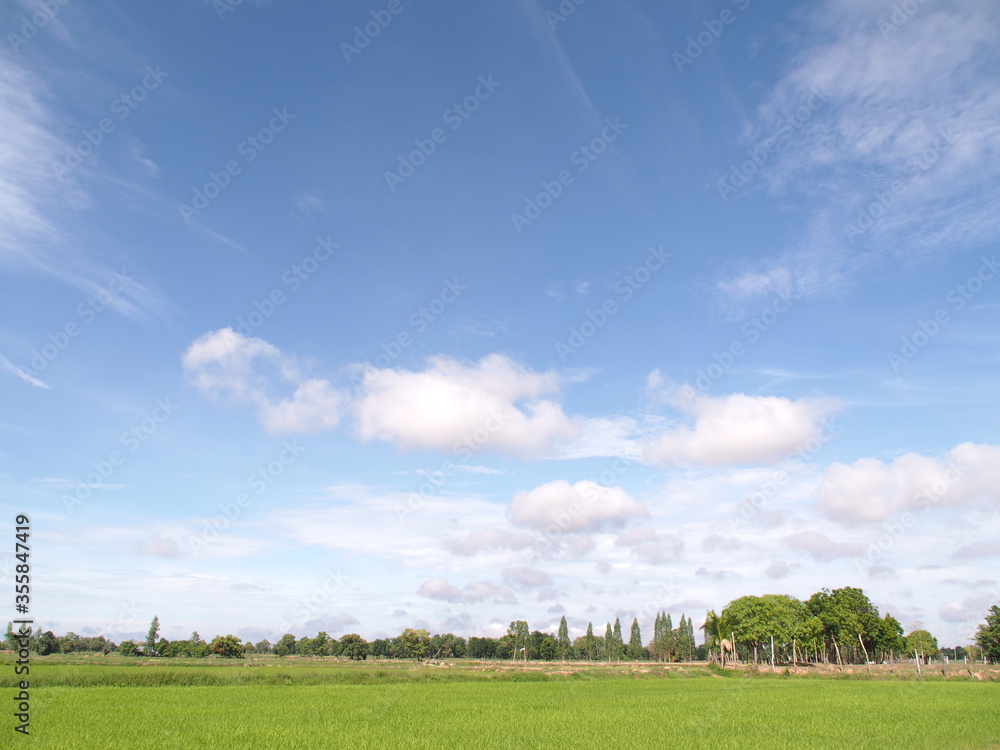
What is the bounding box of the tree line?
[7,589,999,664]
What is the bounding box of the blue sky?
[1,0,998,647]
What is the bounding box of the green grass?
[14,671,1000,748]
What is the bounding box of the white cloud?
[182,328,342,435]
[508,479,648,533]
[355,354,577,457]
[782,531,862,562]
[502,567,553,589]
[136,533,179,558]
[819,443,1000,524]
[765,561,801,579]
[442,529,539,556]
[417,577,516,604]
[0,354,48,388]
[951,541,1000,559]
[614,525,683,564]
[718,0,1000,303]
[643,386,840,467]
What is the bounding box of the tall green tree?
[628,618,643,660]
[274,633,297,657]
[603,623,613,661]
[557,616,571,660]
[612,617,623,661]
[146,615,160,656]
[340,633,369,660]
[209,634,244,658]
[808,587,883,663]
[905,629,940,661]
[974,604,1000,662]
[507,621,529,662]
[397,628,431,660]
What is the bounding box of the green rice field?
[5,658,999,748]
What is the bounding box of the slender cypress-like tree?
[612,617,624,661]
[628,617,643,660]
[557,615,571,660]
[665,613,675,661]
[604,623,613,661]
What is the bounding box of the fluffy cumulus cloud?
[819,443,1000,524]
[417,577,516,604]
[508,479,648,533]
[442,529,538,556]
[501,567,553,589]
[615,525,684,564]
[354,354,577,457]
[643,386,839,467]
[782,531,862,562]
[184,333,577,454]
[182,328,342,434]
